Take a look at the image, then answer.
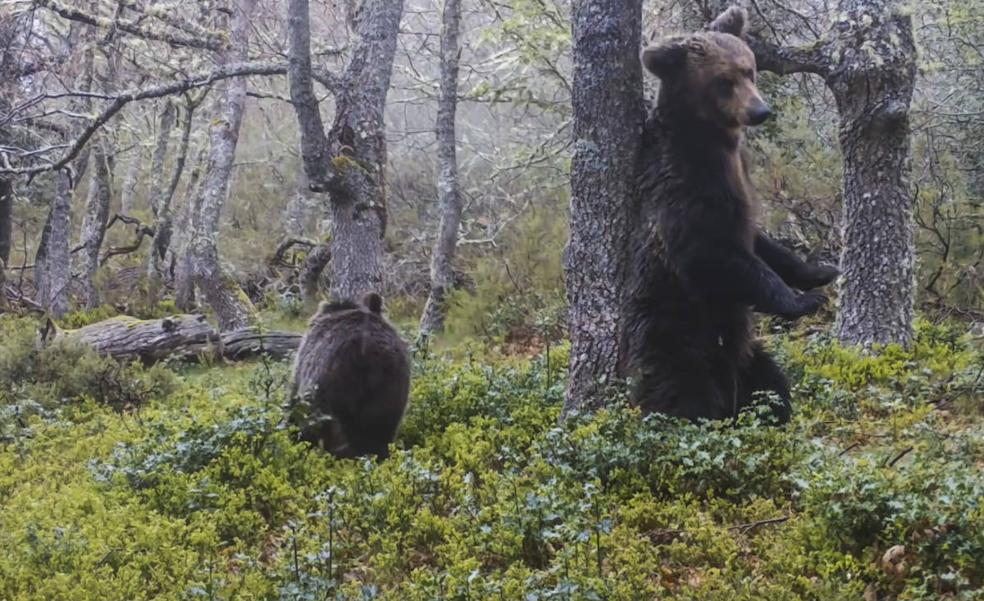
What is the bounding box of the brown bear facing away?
[620,7,837,423]
[289,293,410,458]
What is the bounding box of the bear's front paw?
[798,263,839,290]
[788,290,828,318]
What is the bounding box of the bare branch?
[745,34,831,77]
[2,61,288,178]
[34,0,224,51]
[287,0,335,193]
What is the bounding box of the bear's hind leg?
[736,345,791,424]
[632,355,731,422]
[335,412,403,460]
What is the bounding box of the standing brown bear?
[288,293,410,458]
[620,7,838,423]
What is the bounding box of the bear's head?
[642,7,771,134]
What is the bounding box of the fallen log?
[219,327,302,360]
[50,314,301,363]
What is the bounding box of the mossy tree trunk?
[561,0,644,418]
[287,0,405,302]
[419,0,464,338]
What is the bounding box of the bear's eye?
[713,76,735,97]
[742,68,755,81]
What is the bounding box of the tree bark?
[0,177,12,265]
[186,0,258,331]
[829,2,917,347]
[118,147,141,216]
[299,242,331,306]
[745,0,917,347]
[173,148,207,311]
[560,0,644,418]
[35,171,73,317]
[149,101,194,301]
[288,0,405,302]
[284,166,313,237]
[77,137,112,309]
[147,101,177,218]
[419,0,463,338]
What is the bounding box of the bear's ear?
[641,40,688,79]
[708,6,747,37]
[361,292,383,314]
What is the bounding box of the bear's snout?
[746,101,773,126]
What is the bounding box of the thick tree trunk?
[419,0,463,338]
[0,177,11,265]
[35,171,73,317]
[288,0,404,302]
[186,0,257,330]
[77,138,112,309]
[560,0,644,418]
[830,1,916,347]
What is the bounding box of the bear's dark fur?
[620,7,837,423]
[288,292,410,458]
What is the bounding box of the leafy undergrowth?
[0,316,982,600]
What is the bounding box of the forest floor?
[0,316,982,600]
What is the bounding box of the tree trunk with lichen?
[185,0,257,330]
[149,101,193,301]
[561,0,644,418]
[118,147,141,216]
[828,1,916,347]
[173,148,207,311]
[419,0,463,338]
[77,137,112,309]
[35,171,73,317]
[288,0,404,302]
[745,0,916,347]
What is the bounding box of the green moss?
[331,155,365,172]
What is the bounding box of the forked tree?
[287,0,406,302]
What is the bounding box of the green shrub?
[0,316,178,411]
[444,208,567,346]
[1,318,983,600]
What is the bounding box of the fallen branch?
[885,446,914,468]
[2,284,44,313]
[647,515,791,544]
